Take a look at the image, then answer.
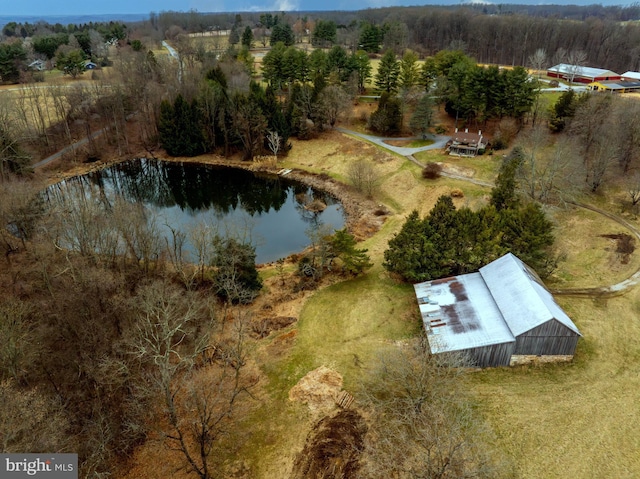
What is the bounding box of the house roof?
[622,71,640,80]
[451,130,483,146]
[414,253,581,355]
[548,63,620,79]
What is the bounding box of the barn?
[414,253,581,368]
[547,63,621,84]
[622,71,640,81]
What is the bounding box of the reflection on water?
[45,158,345,263]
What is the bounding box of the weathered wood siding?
[462,341,515,368]
[515,319,580,356]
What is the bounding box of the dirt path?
[341,130,640,297]
[32,128,108,169]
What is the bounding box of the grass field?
[105,72,640,475]
[248,130,640,479]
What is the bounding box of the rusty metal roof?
[415,272,515,353]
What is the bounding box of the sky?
[0,0,634,16]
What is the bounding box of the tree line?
[137,5,640,74]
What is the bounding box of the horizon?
[1,0,638,18]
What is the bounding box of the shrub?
[491,138,507,151]
[434,124,447,135]
[422,162,442,180]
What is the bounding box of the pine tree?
[157,95,206,157]
[241,26,253,49]
[409,94,434,137]
[399,50,420,90]
[211,237,262,303]
[330,229,373,275]
[369,92,403,135]
[490,148,523,211]
[229,24,240,45]
[375,50,400,93]
[358,22,382,53]
[383,211,446,282]
[270,24,295,46]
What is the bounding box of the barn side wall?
[459,342,515,368]
[515,320,580,356]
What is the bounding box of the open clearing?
[113,128,640,478]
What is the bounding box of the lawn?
[249,130,640,479]
[470,289,640,478]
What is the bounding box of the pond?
[45,158,345,264]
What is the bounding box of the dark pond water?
[46,158,345,263]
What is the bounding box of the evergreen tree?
[312,20,337,47]
[383,211,446,282]
[262,42,287,89]
[498,202,554,272]
[330,229,373,275]
[32,33,69,59]
[282,47,308,84]
[369,92,403,135]
[211,237,262,303]
[0,41,27,83]
[270,24,295,46]
[375,50,400,93]
[399,50,420,90]
[548,89,578,133]
[491,148,524,211]
[352,50,372,93]
[409,94,434,137]
[241,26,253,49]
[359,22,382,53]
[326,45,350,82]
[308,48,328,79]
[229,24,240,45]
[383,191,555,282]
[56,49,86,78]
[157,95,206,157]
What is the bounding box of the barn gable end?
[514,320,581,356]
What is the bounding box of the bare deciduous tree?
[0,299,37,382]
[266,130,281,158]
[348,159,380,198]
[0,380,72,453]
[358,339,502,479]
[318,85,351,128]
[626,172,640,212]
[129,281,253,479]
[566,50,588,83]
[528,48,547,77]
